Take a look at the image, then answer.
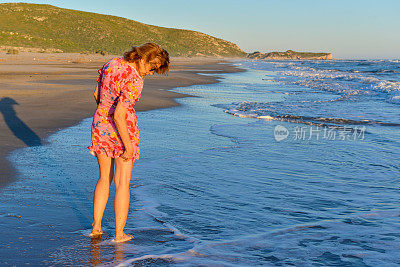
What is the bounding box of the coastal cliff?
[247,50,333,60]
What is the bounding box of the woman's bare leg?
[113,157,134,242]
[91,153,115,235]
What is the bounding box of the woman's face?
[139,59,161,77]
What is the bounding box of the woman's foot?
[90,229,104,237]
[112,233,134,243]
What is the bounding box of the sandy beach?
[0,52,243,188]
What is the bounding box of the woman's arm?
[113,103,134,161]
[93,81,101,105]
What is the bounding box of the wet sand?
[0,53,244,188]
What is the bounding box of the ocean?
[2,59,399,266]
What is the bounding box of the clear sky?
[2,0,400,59]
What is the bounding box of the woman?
[87,43,170,242]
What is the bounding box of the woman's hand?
[113,103,135,161]
[94,82,101,105]
[120,146,134,161]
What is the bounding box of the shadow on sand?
[0,97,42,146]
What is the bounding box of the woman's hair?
[123,42,170,75]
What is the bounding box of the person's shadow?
[0,97,42,146]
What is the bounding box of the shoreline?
[0,53,245,188]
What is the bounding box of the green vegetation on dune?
[0,3,246,57]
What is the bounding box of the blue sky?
[2,0,400,59]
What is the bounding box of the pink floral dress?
[88,57,143,162]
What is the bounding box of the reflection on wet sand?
[89,235,129,265]
[90,236,103,265]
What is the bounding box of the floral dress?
[88,57,143,162]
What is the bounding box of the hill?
[0,3,246,57]
[248,50,333,60]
